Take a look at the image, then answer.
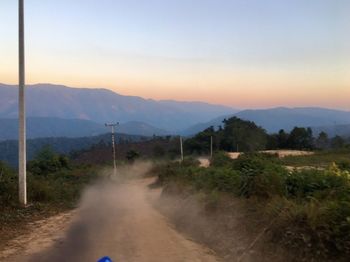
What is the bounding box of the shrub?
[126,150,140,163]
[336,160,350,171]
[196,167,240,193]
[154,155,350,259]
[233,153,287,197]
[210,151,233,167]
[28,146,70,176]
[286,164,350,200]
[28,177,56,202]
[0,161,17,206]
[268,196,350,259]
[181,157,200,167]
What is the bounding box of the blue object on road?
[98,256,112,262]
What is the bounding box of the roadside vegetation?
[1,115,350,259]
[280,149,350,169]
[152,152,350,260]
[152,117,350,260]
[0,146,99,245]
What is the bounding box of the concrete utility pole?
[18,0,27,206]
[180,136,184,162]
[105,123,119,176]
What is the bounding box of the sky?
[0,0,349,109]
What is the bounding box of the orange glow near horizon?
[1,40,349,110]
[1,0,349,111]
[2,67,349,110]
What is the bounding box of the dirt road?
[1,178,218,262]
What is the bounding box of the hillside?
[312,124,350,138]
[0,117,169,140]
[181,107,350,135]
[0,133,147,167]
[235,107,350,133]
[0,83,236,131]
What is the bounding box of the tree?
[184,126,216,154]
[331,136,345,149]
[27,145,70,176]
[218,117,268,152]
[287,127,314,150]
[276,129,289,149]
[315,132,329,149]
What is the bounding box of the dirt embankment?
[0,211,75,261]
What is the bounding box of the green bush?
[28,146,70,176]
[126,150,140,163]
[195,167,240,193]
[336,160,350,171]
[28,177,56,202]
[154,154,350,259]
[0,161,17,206]
[182,157,200,167]
[286,165,350,200]
[210,151,233,167]
[1,149,97,210]
[267,164,350,258]
[233,153,287,197]
[268,196,350,259]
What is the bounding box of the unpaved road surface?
[0,211,75,261]
[1,178,218,262]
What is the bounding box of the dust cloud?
[156,184,290,262]
[28,161,154,262]
[26,161,217,262]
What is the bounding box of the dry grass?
[228,150,314,160]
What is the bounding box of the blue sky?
[1,0,349,109]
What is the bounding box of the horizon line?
[1,81,349,112]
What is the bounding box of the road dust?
[3,161,218,262]
[156,185,290,262]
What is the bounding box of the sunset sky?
[1,0,349,109]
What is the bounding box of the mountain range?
[0,83,236,131]
[0,117,169,141]
[181,107,350,136]
[1,83,350,139]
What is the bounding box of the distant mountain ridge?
[181,107,350,136]
[0,117,169,140]
[235,107,350,133]
[2,83,350,139]
[0,83,237,131]
[312,124,350,138]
